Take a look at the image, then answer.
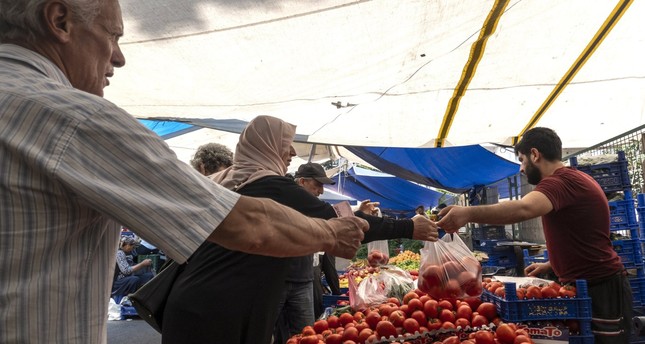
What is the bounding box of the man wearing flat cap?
[294,162,336,196]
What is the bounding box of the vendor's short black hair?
[514,127,562,161]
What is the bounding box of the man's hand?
[436,205,469,233]
[358,199,380,216]
[524,262,552,277]
[411,215,439,241]
[327,216,369,259]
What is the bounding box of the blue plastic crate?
[613,239,644,268]
[322,294,349,308]
[610,199,638,229]
[472,226,507,240]
[523,248,549,267]
[481,280,592,322]
[473,239,516,254]
[630,277,645,308]
[120,305,138,317]
[482,254,517,268]
[570,151,630,193]
[569,334,594,344]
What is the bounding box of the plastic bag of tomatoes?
[417,234,483,300]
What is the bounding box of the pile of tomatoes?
[482,278,577,300]
[287,289,536,344]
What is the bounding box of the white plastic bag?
[418,234,483,299]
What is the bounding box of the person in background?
[437,127,632,343]
[276,162,439,344]
[190,142,234,176]
[111,237,154,302]
[415,205,427,217]
[0,1,368,342]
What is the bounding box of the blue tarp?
[330,166,445,218]
[343,145,520,194]
[139,118,520,197]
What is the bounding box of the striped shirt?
[0,44,240,343]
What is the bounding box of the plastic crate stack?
[570,151,645,310]
[481,280,593,343]
[471,225,517,269]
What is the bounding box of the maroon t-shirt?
[535,167,623,283]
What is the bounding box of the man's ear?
[43,1,74,43]
[530,148,540,162]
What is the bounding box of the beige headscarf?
[210,115,296,191]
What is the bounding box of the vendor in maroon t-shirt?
[437,127,632,344]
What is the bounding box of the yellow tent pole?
[513,0,634,145]
[435,0,510,147]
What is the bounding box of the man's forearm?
[466,201,533,225]
[208,196,337,257]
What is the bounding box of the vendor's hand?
[524,262,552,277]
[411,215,439,242]
[142,259,152,266]
[358,199,380,216]
[436,205,468,233]
[327,216,369,259]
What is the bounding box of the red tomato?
[516,287,527,299]
[463,296,482,310]
[423,299,439,318]
[421,264,445,287]
[454,317,470,328]
[403,291,420,304]
[540,285,558,298]
[410,310,426,326]
[427,318,442,331]
[419,295,431,304]
[341,327,359,342]
[299,335,319,344]
[325,334,343,344]
[327,315,339,329]
[353,311,365,322]
[375,320,397,338]
[365,311,381,330]
[471,314,488,328]
[388,310,406,327]
[408,298,424,312]
[549,281,562,291]
[399,304,411,316]
[494,287,506,298]
[514,334,532,344]
[496,323,517,344]
[474,330,495,344]
[438,299,454,311]
[339,312,355,326]
[525,285,542,299]
[442,261,463,279]
[476,302,497,321]
[439,309,456,323]
[387,297,401,306]
[442,336,460,344]
[313,319,328,334]
[441,321,456,330]
[302,326,316,336]
[358,328,373,343]
[559,285,576,298]
[403,318,420,334]
[456,304,473,320]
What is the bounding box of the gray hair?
[0,0,103,43]
[190,143,234,176]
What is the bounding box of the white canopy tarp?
[105,0,645,157]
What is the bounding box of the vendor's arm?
[436,191,553,232]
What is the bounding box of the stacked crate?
[471,225,517,270]
[569,151,645,310]
[481,280,594,343]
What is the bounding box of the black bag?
[128,260,185,333]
